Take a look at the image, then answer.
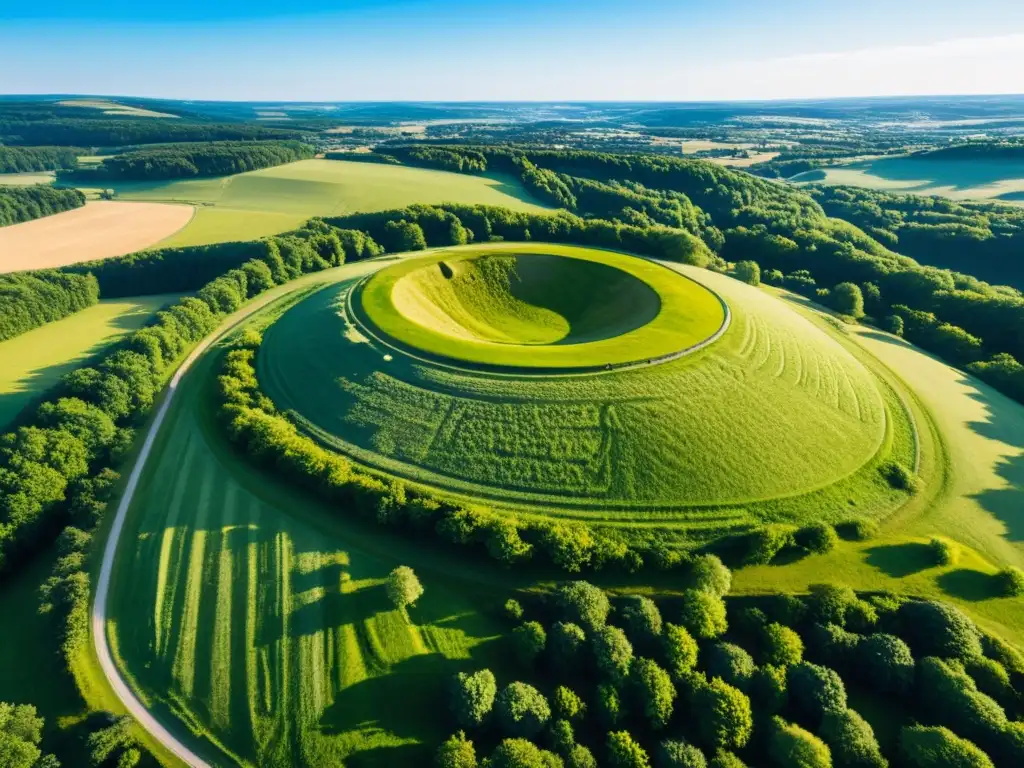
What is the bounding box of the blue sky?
[1,0,1022,100]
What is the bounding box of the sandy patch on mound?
[0,201,194,273]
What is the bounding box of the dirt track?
[0,201,194,272]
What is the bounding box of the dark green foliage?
[435,731,478,768]
[496,682,551,739]
[928,538,957,566]
[741,526,794,565]
[450,669,497,729]
[708,751,746,768]
[85,714,147,768]
[788,662,848,727]
[549,720,575,756]
[0,701,56,768]
[505,599,525,622]
[0,183,84,226]
[382,219,428,252]
[768,717,832,768]
[556,582,610,631]
[657,739,707,768]
[607,730,651,768]
[795,524,839,555]
[0,270,99,343]
[880,461,921,493]
[0,145,82,172]
[819,709,887,768]
[884,315,904,336]
[596,683,624,727]
[679,590,727,640]
[541,524,596,573]
[832,283,865,319]
[705,643,755,690]
[664,624,700,680]
[858,634,914,696]
[806,623,862,670]
[513,622,547,667]
[897,600,982,659]
[488,738,563,768]
[751,664,788,715]
[733,261,760,286]
[694,677,753,751]
[690,554,732,596]
[552,686,586,723]
[963,656,1012,708]
[550,622,587,669]
[899,725,994,768]
[762,622,804,667]
[994,567,1024,597]
[620,596,663,644]
[566,744,597,768]
[631,658,676,730]
[807,584,859,627]
[593,625,634,683]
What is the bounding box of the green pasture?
[0,171,57,186]
[360,244,724,369]
[798,156,1024,200]
[94,159,548,247]
[0,294,180,429]
[258,254,911,535]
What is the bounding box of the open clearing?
[800,156,1024,200]
[102,159,548,247]
[0,171,57,186]
[0,201,194,272]
[0,294,180,428]
[57,98,179,118]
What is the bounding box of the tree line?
[0,184,85,227]
[61,140,314,181]
[0,146,83,174]
[0,271,98,343]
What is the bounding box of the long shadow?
[937,568,998,602]
[865,542,935,578]
[845,156,1024,194]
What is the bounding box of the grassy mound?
[358,244,725,369]
[258,248,913,537]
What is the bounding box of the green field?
[0,294,180,429]
[796,155,1024,201]
[93,159,548,247]
[359,244,724,369]
[257,253,912,537]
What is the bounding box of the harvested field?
[0,200,194,272]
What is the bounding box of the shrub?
[881,461,920,492]
[885,315,905,337]
[762,623,804,667]
[928,538,958,566]
[705,643,755,690]
[751,664,788,715]
[679,590,727,640]
[844,600,878,634]
[556,582,610,631]
[788,662,847,727]
[386,565,423,609]
[607,731,651,768]
[597,683,624,727]
[964,656,1012,705]
[734,260,760,286]
[694,677,753,751]
[899,725,994,768]
[915,657,1007,751]
[505,599,525,622]
[858,634,914,695]
[435,731,477,768]
[496,682,551,738]
[833,282,865,319]
[994,567,1024,597]
[664,624,700,680]
[897,600,982,659]
[542,524,596,573]
[769,717,833,768]
[488,738,563,768]
[566,744,597,768]
[631,658,676,730]
[592,625,634,682]
[795,524,839,555]
[741,526,793,565]
[835,519,877,542]
[807,584,859,627]
[620,596,663,644]
[513,622,548,667]
[690,554,732,596]
[819,708,886,768]
[657,739,707,768]
[450,669,497,728]
[550,622,587,669]
[486,519,534,564]
[552,686,586,723]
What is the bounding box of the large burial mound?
[257,243,914,542]
[356,247,726,370]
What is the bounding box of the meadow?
[0,293,180,428]
[102,159,548,247]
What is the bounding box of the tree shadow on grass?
[865,542,935,578]
[937,568,998,602]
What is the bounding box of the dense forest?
[811,186,1024,288]
[913,142,1024,161]
[62,140,314,181]
[0,145,82,173]
[0,184,85,227]
[0,271,99,343]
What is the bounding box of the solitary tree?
[386,566,424,609]
[734,261,761,286]
[832,282,865,319]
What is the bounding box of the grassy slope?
[0,295,181,429]
[100,159,548,247]
[806,156,1024,200]
[260,258,900,527]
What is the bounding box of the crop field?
[57,98,180,118]
[0,201,194,271]
[99,159,548,247]
[799,155,1024,200]
[258,250,914,538]
[0,294,180,428]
